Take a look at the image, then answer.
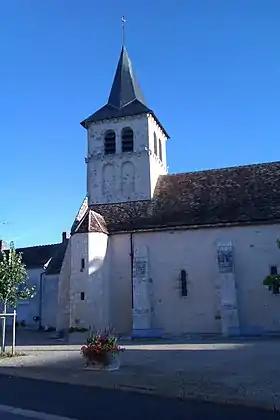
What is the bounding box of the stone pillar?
[132,246,153,337]
[217,241,240,336]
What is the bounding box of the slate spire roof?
[108,46,147,109]
[81,47,168,137]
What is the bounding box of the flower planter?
[81,330,124,372]
[83,352,120,371]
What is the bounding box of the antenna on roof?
[121,16,126,47]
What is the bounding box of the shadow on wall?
[88,256,105,272]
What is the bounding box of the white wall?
[108,234,132,335]
[232,225,280,333]
[69,232,109,331]
[132,230,219,334]
[147,114,168,195]
[69,232,88,328]
[56,222,280,336]
[41,274,59,329]
[15,267,43,328]
[56,240,71,331]
[108,223,280,335]
[86,113,167,205]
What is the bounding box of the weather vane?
[121,16,126,47]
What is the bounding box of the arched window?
[154,132,157,155]
[121,127,134,152]
[104,130,116,154]
[159,138,163,161]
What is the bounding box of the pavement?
[1,331,280,412]
[0,374,279,420]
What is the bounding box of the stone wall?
[56,240,71,331]
[41,274,59,329]
[147,114,168,195]
[108,234,132,335]
[15,267,43,328]
[108,223,280,336]
[86,114,167,205]
[69,232,109,331]
[56,223,280,336]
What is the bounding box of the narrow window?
[80,258,85,272]
[159,139,163,161]
[121,127,134,152]
[181,270,188,297]
[80,292,85,301]
[270,266,278,275]
[104,130,116,154]
[154,132,157,155]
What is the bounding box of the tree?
[0,242,36,353]
[263,239,280,294]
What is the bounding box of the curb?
[0,368,278,412]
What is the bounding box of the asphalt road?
[0,375,278,420]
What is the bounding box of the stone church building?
[3,45,280,337]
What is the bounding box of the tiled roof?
[75,210,108,234]
[71,196,88,233]
[45,240,69,275]
[14,244,60,269]
[75,161,280,234]
[4,241,68,273]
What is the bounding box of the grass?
[0,351,26,358]
[68,327,89,333]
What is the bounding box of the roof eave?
[80,118,88,129]
[81,110,170,139]
[148,111,170,139]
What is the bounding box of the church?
[3,43,280,337]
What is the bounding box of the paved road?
[0,375,278,420]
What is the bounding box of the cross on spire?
[121,16,126,47]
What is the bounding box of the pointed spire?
[81,34,169,139]
[107,46,147,110]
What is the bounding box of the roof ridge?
[165,160,280,178]
[15,243,60,251]
[90,210,108,234]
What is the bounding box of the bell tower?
[81,42,169,205]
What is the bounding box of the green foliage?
[0,242,36,307]
[262,238,280,294]
[85,330,119,350]
[68,327,89,333]
[263,274,280,292]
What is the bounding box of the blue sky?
[1,0,279,248]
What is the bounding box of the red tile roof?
[74,161,280,233]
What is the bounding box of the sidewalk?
[1,338,280,411]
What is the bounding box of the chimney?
[62,232,70,243]
[0,240,7,252]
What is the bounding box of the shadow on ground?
[0,374,278,420]
[4,328,280,346]
[1,336,280,411]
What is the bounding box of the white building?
[3,45,280,337]
[0,234,69,330]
